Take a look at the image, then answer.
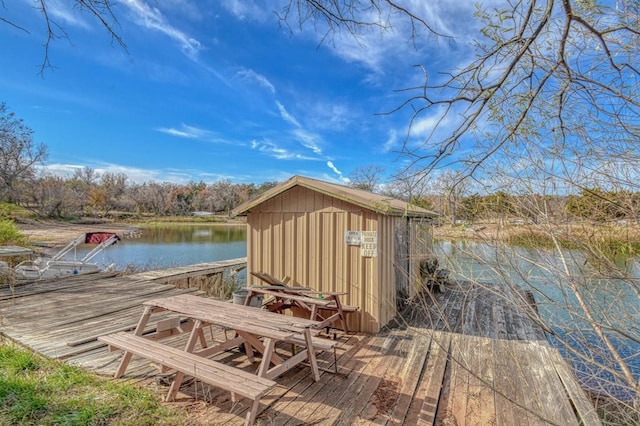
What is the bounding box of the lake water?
[64,224,247,271]
[66,224,639,399]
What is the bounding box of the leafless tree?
[397,1,639,180]
[0,103,48,204]
[348,164,385,192]
[210,179,242,217]
[97,171,127,216]
[277,0,447,42]
[447,147,640,418]
[383,167,438,210]
[432,170,472,224]
[28,174,75,218]
[67,167,98,215]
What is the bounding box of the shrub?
[0,219,27,246]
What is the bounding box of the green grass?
[505,227,640,257]
[0,339,186,426]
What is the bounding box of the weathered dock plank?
[465,336,496,426]
[549,347,602,425]
[263,333,372,424]
[531,341,581,425]
[412,331,451,425]
[283,333,396,424]
[439,333,470,426]
[343,329,411,423]
[493,339,536,426]
[385,329,433,425]
[0,272,120,301]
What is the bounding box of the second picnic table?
[245,286,355,333]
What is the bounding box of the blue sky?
[0,0,483,185]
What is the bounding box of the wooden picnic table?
[142,294,327,379]
[100,294,336,425]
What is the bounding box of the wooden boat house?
[232,175,437,333]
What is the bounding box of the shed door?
[409,218,433,296]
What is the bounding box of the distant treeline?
[8,169,640,224]
[11,170,279,219]
[424,189,640,225]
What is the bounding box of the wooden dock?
[130,257,247,283]
[0,263,600,425]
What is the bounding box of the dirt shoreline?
[16,219,246,247]
[17,221,141,247]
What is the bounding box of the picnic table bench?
[99,332,276,426]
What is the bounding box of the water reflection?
[136,224,247,244]
[66,224,247,271]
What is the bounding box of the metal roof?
[232,175,437,218]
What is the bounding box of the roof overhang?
[232,175,438,218]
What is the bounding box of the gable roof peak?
[232,175,437,218]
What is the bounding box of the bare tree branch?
[1,0,127,75]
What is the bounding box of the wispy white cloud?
[274,101,327,157]
[157,127,195,138]
[156,123,239,145]
[38,163,84,177]
[236,68,276,94]
[250,139,317,160]
[157,0,205,22]
[326,160,342,175]
[122,0,202,58]
[40,162,170,184]
[326,161,350,183]
[332,40,381,72]
[293,129,323,155]
[157,124,207,139]
[410,114,444,138]
[220,0,272,22]
[276,101,300,127]
[294,0,486,79]
[383,129,399,152]
[407,105,460,143]
[45,0,91,29]
[307,101,353,132]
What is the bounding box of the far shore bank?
[15,217,246,247]
[435,221,640,253]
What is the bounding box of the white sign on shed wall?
[344,230,378,256]
[360,231,378,257]
[344,231,362,246]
